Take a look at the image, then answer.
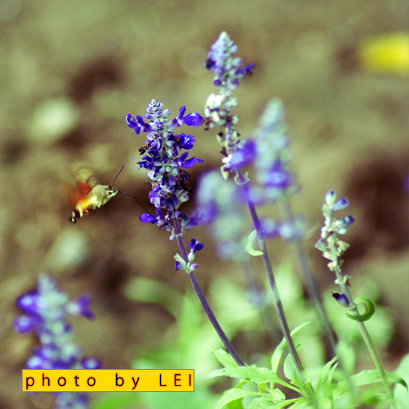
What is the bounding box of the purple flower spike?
[14,274,100,409]
[206,32,254,90]
[126,99,203,237]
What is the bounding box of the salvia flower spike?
[126,99,204,239]
[14,274,101,409]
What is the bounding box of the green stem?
[280,199,338,358]
[173,218,245,367]
[335,268,397,409]
[239,179,307,384]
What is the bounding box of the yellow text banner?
[23,369,194,392]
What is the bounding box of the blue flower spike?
[126,99,204,239]
[14,274,100,409]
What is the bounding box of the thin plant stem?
[280,199,338,358]
[280,198,360,403]
[173,218,245,367]
[239,179,307,384]
[335,267,397,409]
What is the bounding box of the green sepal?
[345,297,375,321]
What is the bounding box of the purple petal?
[183,113,204,127]
[181,156,203,169]
[14,315,41,333]
[140,213,158,223]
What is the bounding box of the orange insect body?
[69,166,119,223]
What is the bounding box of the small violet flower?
[14,274,101,409]
[174,239,204,273]
[126,99,203,238]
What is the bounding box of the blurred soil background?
[2,0,409,407]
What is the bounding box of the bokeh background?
[2,0,409,407]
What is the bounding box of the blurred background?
[2,0,409,407]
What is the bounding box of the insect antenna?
[117,190,153,216]
[111,165,125,185]
[112,165,154,216]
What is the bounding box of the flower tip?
[332,292,350,308]
[325,190,336,206]
[140,213,157,224]
[333,197,350,212]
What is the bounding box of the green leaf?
[394,353,409,408]
[208,366,299,392]
[247,397,270,409]
[271,322,312,373]
[213,349,240,369]
[336,369,407,397]
[335,340,355,375]
[283,348,300,382]
[271,388,286,401]
[316,356,338,394]
[215,388,261,409]
[245,230,263,256]
[226,398,245,409]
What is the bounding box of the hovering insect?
[69,164,124,223]
[69,163,151,223]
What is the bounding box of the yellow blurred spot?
[358,32,409,76]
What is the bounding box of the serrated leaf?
[215,388,260,409]
[336,369,407,397]
[213,349,240,369]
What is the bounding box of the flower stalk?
[173,219,245,367]
[204,32,307,383]
[127,99,245,367]
[316,190,397,409]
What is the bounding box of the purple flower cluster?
[126,99,203,237]
[205,31,254,91]
[14,274,100,409]
[251,99,295,203]
[204,32,254,180]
